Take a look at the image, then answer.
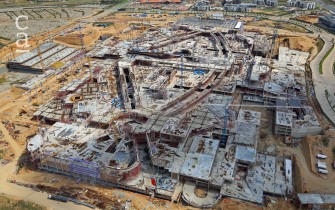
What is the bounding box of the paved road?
[308,28,335,125]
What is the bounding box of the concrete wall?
[291,126,322,138]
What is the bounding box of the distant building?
[252,0,278,6]
[139,0,182,3]
[194,1,211,11]
[287,0,315,9]
[224,3,257,12]
[266,0,278,6]
[319,15,335,31]
[254,0,266,5]
[224,0,242,4]
[212,13,224,19]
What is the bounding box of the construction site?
[3,13,324,208]
[0,2,335,209]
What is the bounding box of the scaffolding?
[69,158,100,181]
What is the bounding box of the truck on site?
[48,194,68,202]
[318,169,328,174]
[316,154,327,159]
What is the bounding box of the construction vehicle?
[316,154,327,159]
[316,161,327,169]
[318,169,328,174]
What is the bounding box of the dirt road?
[0,122,20,156]
[0,162,94,210]
[279,146,335,193]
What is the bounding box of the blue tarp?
[194,69,205,75]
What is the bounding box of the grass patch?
[0,195,47,210]
[325,89,335,116]
[282,22,310,33]
[251,7,290,16]
[319,43,334,74]
[316,38,325,53]
[247,19,309,33]
[0,36,11,41]
[322,0,335,6]
[333,62,335,75]
[0,77,7,84]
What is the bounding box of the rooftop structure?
[298,193,335,204]
[7,43,79,74]
[29,122,141,183]
[287,0,316,9]
[235,146,256,165]
[276,111,293,127]
[254,0,278,6]
[175,17,239,30]
[180,153,215,181]
[237,109,261,125]
[224,3,257,12]
[194,1,211,11]
[232,121,259,147]
[250,57,270,82]
[160,117,192,139]
[277,47,309,72]
[319,16,335,31]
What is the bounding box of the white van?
[318,169,328,174]
[316,154,327,159]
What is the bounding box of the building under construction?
[24,16,322,208]
[7,43,79,74]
